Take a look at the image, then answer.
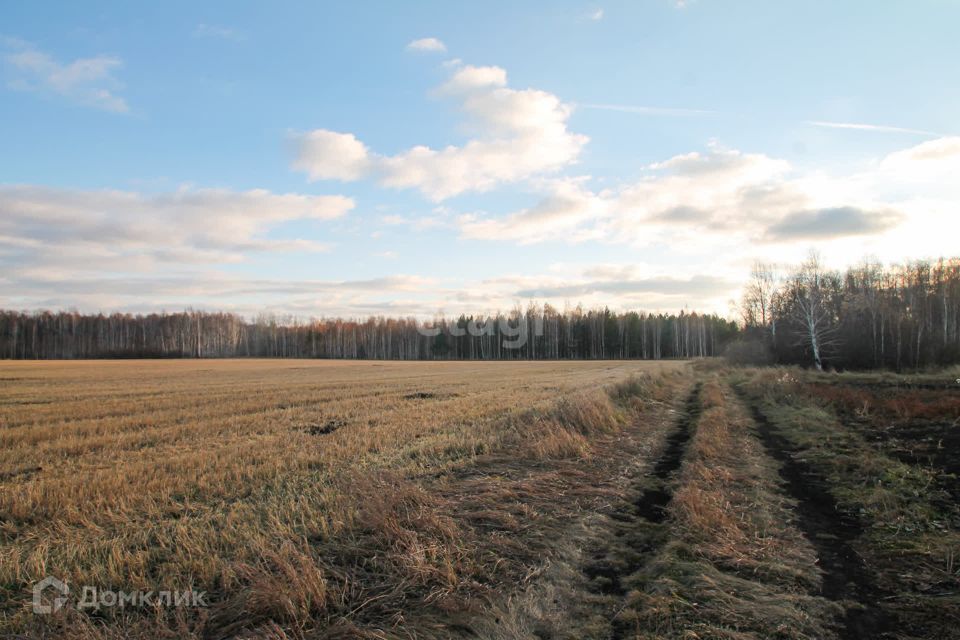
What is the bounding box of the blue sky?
[2,1,959,318]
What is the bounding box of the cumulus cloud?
[454,136,960,254]
[438,64,507,92]
[766,207,904,240]
[406,37,446,53]
[649,205,710,224]
[3,40,129,112]
[292,63,588,200]
[291,130,372,181]
[458,145,797,243]
[878,136,960,181]
[0,185,383,314]
[0,185,354,271]
[460,178,605,243]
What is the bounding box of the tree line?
[740,255,960,370]
[7,254,955,368]
[0,306,738,361]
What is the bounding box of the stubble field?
[0,359,685,638]
[1,359,958,639]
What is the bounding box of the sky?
[2,0,959,319]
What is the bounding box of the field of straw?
[0,359,685,638]
[6,360,955,639]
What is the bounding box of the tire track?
[632,382,701,524]
[582,382,702,638]
[738,392,894,640]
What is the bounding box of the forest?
[739,255,960,370]
[0,306,736,361]
[3,256,959,368]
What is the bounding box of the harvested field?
[3,360,959,639]
[0,359,686,638]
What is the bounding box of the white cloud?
[588,9,605,21]
[460,145,795,244]
[291,130,372,181]
[3,41,129,112]
[878,136,960,177]
[460,178,606,243]
[765,207,904,240]
[406,37,446,53]
[806,120,940,136]
[5,264,736,318]
[456,137,960,268]
[292,62,588,201]
[0,185,354,272]
[12,179,920,318]
[1,272,445,318]
[438,64,507,92]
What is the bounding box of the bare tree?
[741,261,780,342]
[0,307,734,361]
[788,251,840,370]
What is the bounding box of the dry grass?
[20,360,955,638]
[620,379,842,639]
[743,367,960,638]
[744,369,951,532]
[800,382,960,423]
[671,382,823,589]
[0,359,686,638]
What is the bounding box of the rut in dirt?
[582,382,702,637]
[633,382,702,523]
[738,391,894,640]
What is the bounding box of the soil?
[742,396,896,640]
[582,383,702,637]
